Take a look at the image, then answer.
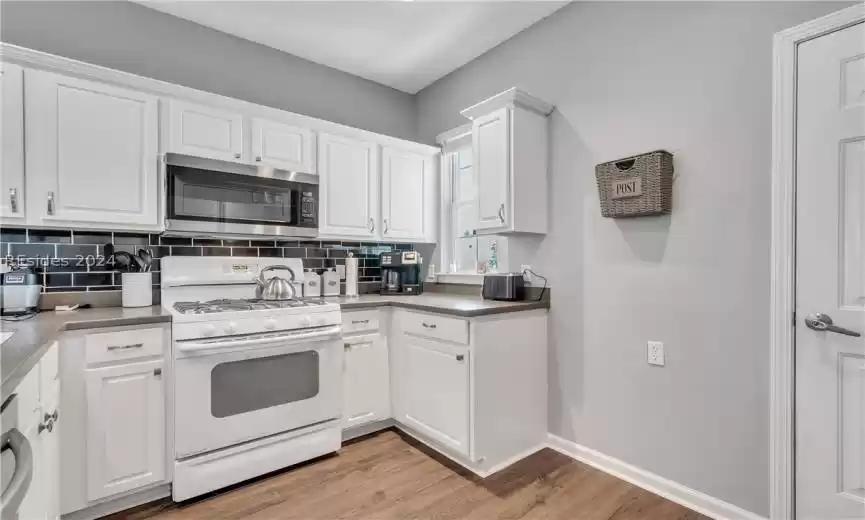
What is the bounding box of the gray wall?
[416,2,850,515]
[0,1,416,141]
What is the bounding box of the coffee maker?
[379,251,423,295]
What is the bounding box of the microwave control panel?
[300,191,317,225]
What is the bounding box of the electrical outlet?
[647,341,665,367]
[520,265,532,283]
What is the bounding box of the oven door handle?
[176,325,342,353]
[1,428,34,516]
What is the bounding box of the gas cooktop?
[172,298,331,315]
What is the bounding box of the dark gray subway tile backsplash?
[1,228,414,294]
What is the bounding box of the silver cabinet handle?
[255,156,262,162]
[351,319,369,325]
[369,218,375,233]
[498,203,505,224]
[107,343,144,351]
[47,191,54,216]
[456,354,465,362]
[805,313,861,337]
[9,188,18,213]
[38,420,53,434]
[43,410,58,423]
[422,322,437,329]
[234,153,241,159]
[384,219,389,234]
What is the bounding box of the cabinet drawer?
[85,328,164,365]
[342,310,380,335]
[400,311,469,345]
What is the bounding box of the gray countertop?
[1,293,547,399]
[322,293,550,318]
[1,306,172,401]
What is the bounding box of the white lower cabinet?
[13,342,60,520]
[397,336,470,457]
[84,360,166,501]
[61,325,170,516]
[343,334,390,429]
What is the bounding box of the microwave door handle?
[177,326,342,353]
[1,428,34,515]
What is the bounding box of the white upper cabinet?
[251,118,316,172]
[25,70,160,229]
[381,146,433,241]
[0,62,25,223]
[166,100,243,161]
[463,88,552,235]
[319,133,379,238]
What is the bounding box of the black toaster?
[481,273,525,301]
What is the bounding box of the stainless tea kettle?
[254,265,298,300]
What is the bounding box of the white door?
[318,133,379,238]
[381,147,428,241]
[167,100,243,162]
[251,118,316,172]
[398,335,470,456]
[24,70,159,228]
[84,360,165,501]
[0,62,25,223]
[796,21,865,520]
[473,107,511,233]
[343,334,390,428]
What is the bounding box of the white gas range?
[161,256,343,502]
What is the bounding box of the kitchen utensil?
[103,243,114,266]
[130,254,145,273]
[113,251,133,272]
[254,265,297,300]
[138,248,153,272]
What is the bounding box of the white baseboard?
[61,484,170,520]
[546,434,766,520]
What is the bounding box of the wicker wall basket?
[595,150,674,218]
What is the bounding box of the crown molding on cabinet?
[0,43,438,156]
[435,123,472,153]
[459,87,554,120]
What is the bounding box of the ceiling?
[136,1,568,94]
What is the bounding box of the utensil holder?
[121,272,152,308]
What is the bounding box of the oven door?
[164,153,318,238]
[174,325,342,458]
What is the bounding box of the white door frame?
[770,4,865,520]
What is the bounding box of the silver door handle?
[9,188,18,213]
[805,313,861,337]
[47,191,55,216]
[369,218,375,233]
[107,343,143,351]
[384,219,389,234]
[498,204,505,224]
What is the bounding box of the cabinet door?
[15,366,45,520]
[167,100,243,161]
[0,62,24,223]
[381,147,429,241]
[343,334,390,429]
[84,360,165,501]
[398,335,470,456]
[40,368,61,520]
[473,107,511,233]
[251,118,316,172]
[318,133,379,238]
[24,70,159,228]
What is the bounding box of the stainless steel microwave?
[164,153,318,239]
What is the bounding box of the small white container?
[322,268,340,297]
[121,272,152,308]
[303,269,321,298]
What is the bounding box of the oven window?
[169,166,297,226]
[210,351,319,418]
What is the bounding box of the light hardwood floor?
[110,430,709,520]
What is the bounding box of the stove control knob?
[226,321,237,334]
[300,315,312,327]
[201,324,216,337]
[265,319,277,330]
